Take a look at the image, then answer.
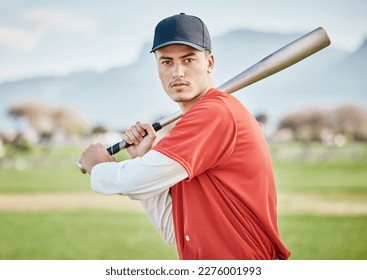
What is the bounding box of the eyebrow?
[158,52,197,60]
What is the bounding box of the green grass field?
[0,142,367,259]
[0,210,178,260]
[0,145,92,193]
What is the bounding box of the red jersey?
[153,88,290,260]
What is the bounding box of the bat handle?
[77,121,162,174]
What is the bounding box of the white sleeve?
[90,150,186,245]
[90,150,188,200]
[140,189,176,245]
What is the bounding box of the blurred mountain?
[326,38,367,91]
[1,28,366,134]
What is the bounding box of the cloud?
[0,8,97,51]
[19,8,97,33]
[0,26,46,51]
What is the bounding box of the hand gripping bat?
[77,27,331,173]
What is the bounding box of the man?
[80,13,290,260]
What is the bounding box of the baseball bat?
[77,26,330,173]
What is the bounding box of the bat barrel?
[156,111,183,128]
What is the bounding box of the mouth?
[169,81,189,88]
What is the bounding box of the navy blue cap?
[151,13,211,53]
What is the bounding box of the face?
[155,44,214,112]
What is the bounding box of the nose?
[172,63,185,79]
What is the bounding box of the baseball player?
[80,13,290,260]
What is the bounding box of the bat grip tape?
[106,121,162,155]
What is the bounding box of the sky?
[0,0,366,83]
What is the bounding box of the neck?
[179,83,213,113]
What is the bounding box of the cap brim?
[150,41,205,53]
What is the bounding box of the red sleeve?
[153,98,237,180]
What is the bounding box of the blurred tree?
[8,102,54,140]
[92,125,108,134]
[332,105,367,141]
[52,106,90,138]
[8,102,90,144]
[277,105,367,143]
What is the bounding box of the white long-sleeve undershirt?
[90,150,188,244]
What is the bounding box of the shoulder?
[174,89,237,138]
[186,88,234,119]
[199,88,231,105]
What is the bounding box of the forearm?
[90,150,188,200]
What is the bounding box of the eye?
[184,58,194,63]
[161,60,172,65]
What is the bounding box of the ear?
[207,53,214,73]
